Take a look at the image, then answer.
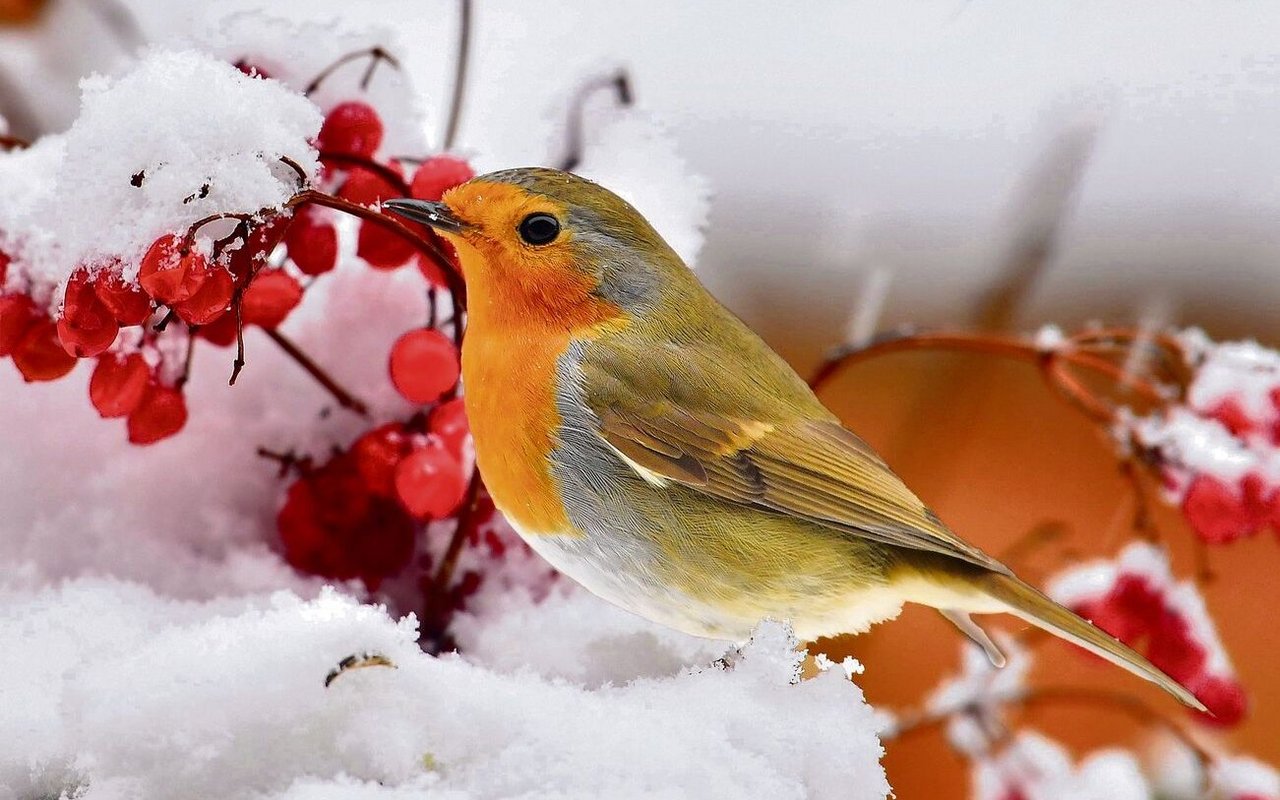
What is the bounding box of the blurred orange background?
[794,344,1277,798]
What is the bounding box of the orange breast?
[458,254,627,537]
[463,323,578,535]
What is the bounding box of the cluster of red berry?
[314,98,473,283]
[1052,544,1247,726]
[264,94,485,597]
[1125,340,1280,545]
[4,47,497,624]
[276,399,474,589]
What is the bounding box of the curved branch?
[286,189,467,320]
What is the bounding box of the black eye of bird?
[518,213,560,246]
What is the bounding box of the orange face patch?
[435,181,627,536]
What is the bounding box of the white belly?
[507,519,916,642]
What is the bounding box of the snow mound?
[1,581,889,800]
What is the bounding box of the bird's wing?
[582,348,1009,574]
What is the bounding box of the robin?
[385,169,1201,710]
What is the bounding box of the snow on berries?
[1122,334,1280,546]
[1048,542,1247,725]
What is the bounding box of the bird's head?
[385,168,682,323]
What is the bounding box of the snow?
[1185,339,1280,427]
[0,581,888,800]
[1130,407,1257,485]
[1034,323,1067,351]
[0,50,321,301]
[1211,757,1280,800]
[569,105,711,266]
[920,635,1031,757]
[974,733,1150,800]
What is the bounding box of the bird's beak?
[383,198,468,234]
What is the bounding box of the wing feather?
[590,382,1008,574]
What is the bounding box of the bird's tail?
[981,572,1206,711]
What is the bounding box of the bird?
[384,168,1202,710]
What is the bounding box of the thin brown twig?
[304,47,402,96]
[443,0,473,150]
[260,326,370,417]
[557,69,634,172]
[230,298,246,385]
[278,155,310,187]
[287,190,467,332]
[176,327,197,389]
[419,470,484,649]
[885,685,1216,764]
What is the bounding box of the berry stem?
[260,326,370,417]
[278,156,310,187]
[420,470,483,647]
[230,300,246,386]
[0,135,30,150]
[176,327,197,389]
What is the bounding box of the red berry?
[89,352,150,418]
[139,234,210,304]
[409,156,474,201]
[1205,396,1258,438]
[57,271,120,358]
[394,438,467,518]
[173,267,234,325]
[240,269,303,328]
[1146,609,1208,684]
[317,101,383,157]
[1107,574,1164,630]
[1181,474,1264,544]
[429,397,470,460]
[0,294,40,356]
[94,272,153,326]
[388,328,459,404]
[12,317,77,382]
[357,218,415,269]
[1076,596,1144,646]
[198,311,239,348]
[1190,673,1248,727]
[277,453,416,588]
[416,252,451,288]
[56,315,118,358]
[127,382,188,445]
[338,163,404,207]
[352,423,412,497]
[284,208,338,276]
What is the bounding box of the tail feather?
[982,572,1206,712]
